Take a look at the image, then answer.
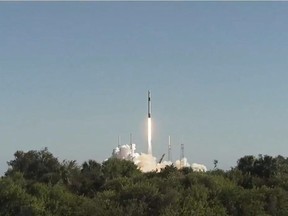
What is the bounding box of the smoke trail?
[148,118,152,155]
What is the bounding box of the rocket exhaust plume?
[148,91,152,155]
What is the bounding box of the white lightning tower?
[168,136,172,162]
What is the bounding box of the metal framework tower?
[130,133,133,145]
[118,136,121,147]
[168,136,172,162]
[180,143,184,168]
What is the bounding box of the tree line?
[1,148,288,215]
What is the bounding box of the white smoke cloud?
[191,163,207,172]
[112,144,139,160]
[111,144,207,173]
[175,157,190,169]
[134,153,157,172]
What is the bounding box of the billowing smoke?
[191,163,207,172]
[174,158,207,172]
[175,157,190,169]
[134,153,157,172]
[112,144,158,172]
[111,144,207,172]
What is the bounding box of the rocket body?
[148,91,151,118]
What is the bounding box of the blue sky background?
[1,2,288,174]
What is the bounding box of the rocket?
[148,91,151,118]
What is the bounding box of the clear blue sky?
[1,2,288,174]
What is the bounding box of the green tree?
[0,176,45,216]
[102,158,141,180]
[6,148,62,185]
[76,160,104,196]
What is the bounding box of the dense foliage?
[1,149,288,215]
